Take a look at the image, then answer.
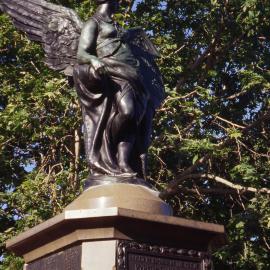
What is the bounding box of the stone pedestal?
[6,184,226,269]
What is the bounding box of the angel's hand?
[91,58,107,79]
[91,58,107,75]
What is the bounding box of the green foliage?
[1,0,270,269]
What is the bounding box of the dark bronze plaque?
[128,253,201,270]
[117,241,212,270]
[27,245,81,270]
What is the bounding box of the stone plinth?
[65,183,173,216]
[6,184,226,269]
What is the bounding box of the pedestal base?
[24,239,213,270]
[66,183,173,216]
[6,184,226,269]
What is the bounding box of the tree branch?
[160,173,270,199]
[160,106,270,199]
[214,115,246,129]
[160,156,210,199]
[177,187,250,195]
[242,109,270,132]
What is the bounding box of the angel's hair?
[96,0,117,5]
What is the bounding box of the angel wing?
[0,0,83,76]
[127,28,165,109]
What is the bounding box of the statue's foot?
[116,171,137,178]
[90,161,137,178]
[91,161,121,175]
[118,162,135,173]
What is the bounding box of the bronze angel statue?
[0,0,165,183]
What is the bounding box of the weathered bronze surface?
[0,0,164,183]
[117,240,212,270]
[26,245,81,270]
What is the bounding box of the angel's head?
[96,0,113,3]
[96,0,119,12]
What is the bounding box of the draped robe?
[73,14,164,176]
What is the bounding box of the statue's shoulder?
[84,17,98,26]
[81,16,99,32]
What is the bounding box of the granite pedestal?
[6,183,226,269]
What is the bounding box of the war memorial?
[1,0,225,269]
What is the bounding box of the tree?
[0,0,269,269]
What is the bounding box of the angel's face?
[109,0,119,13]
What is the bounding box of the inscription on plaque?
[117,241,211,270]
[128,253,201,270]
[27,245,81,270]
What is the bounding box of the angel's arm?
[77,19,102,67]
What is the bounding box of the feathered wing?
[0,0,83,76]
[127,28,165,109]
